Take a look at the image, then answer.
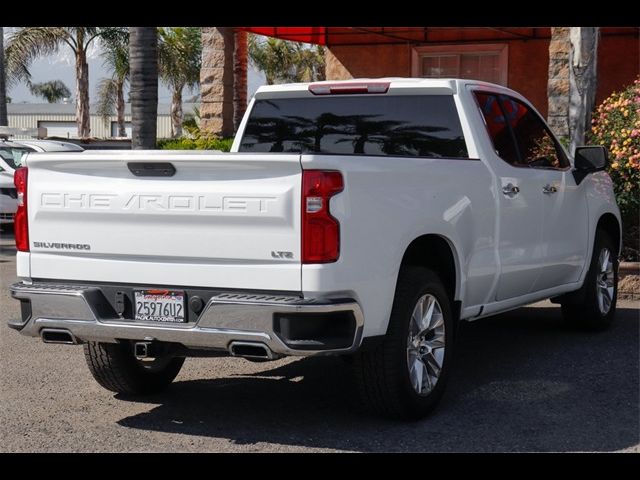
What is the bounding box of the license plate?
[134,290,186,323]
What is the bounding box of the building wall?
[7,114,173,139]
[326,32,639,119]
[597,34,639,105]
[507,39,549,117]
[326,44,413,80]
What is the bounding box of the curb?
[618,262,639,299]
[619,292,640,301]
[619,262,639,277]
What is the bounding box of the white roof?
[254,78,522,99]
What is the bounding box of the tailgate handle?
[128,162,176,177]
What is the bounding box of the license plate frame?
[134,290,186,323]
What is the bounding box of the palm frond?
[248,35,324,85]
[100,31,130,83]
[5,61,32,89]
[158,27,201,91]
[95,27,128,48]
[29,80,71,103]
[95,77,118,123]
[5,27,70,86]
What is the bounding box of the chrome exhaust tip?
[229,341,275,360]
[41,328,77,345]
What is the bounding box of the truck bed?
[21,151,303,291]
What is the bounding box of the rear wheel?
[84,341,185,395]
[353,267,454,419]
[561,231,618,330]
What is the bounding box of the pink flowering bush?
[591,77,640,260]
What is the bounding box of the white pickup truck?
[9,79,621,419]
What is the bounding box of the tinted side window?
[239,95,468,158]
[0,146,35,169]
[474,92,520,165]
[499,95,567,169]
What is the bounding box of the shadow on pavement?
[0,227,16,257]
[116,305,639,452]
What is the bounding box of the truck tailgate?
[25,151,302,291]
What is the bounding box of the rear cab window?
[239,95,469,159]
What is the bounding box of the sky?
[3,28,267,110]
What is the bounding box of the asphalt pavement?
[1,227,638,452]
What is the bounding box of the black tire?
[561,231,618,331]
[83,341,185,395]
[352,266,454,420]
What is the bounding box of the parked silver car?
[0,139,84,224]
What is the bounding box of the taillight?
[302,170,344,264]
[14,167,29,252]
[308,82,390,95]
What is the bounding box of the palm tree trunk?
[116,79,126,137]
[170,87,183,137]
[0,27,8,126]
[569,27,599,153]
[75,45,91,138]
[233,29,247,132]
[129,27,158,149]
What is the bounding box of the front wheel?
[561,231,618,330]
[353,267,454,420]
[84,341,185,395]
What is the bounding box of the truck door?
[496,95,589,291]
[474,92,547,301]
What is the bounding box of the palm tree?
[0,27,8,126]
[296,44,326,82]
[5,27,126,138]
[129,27,158,149]
[158,27,201,137]
[248,35,325,85]
[29,80,71,103]
[96,33,129,137]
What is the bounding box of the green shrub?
[157,137,233,152]
[590,77,640,261]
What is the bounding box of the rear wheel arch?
[399,234,460,304]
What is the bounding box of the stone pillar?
[547,27,599,150]
[325,49,353,80]
[547,27,571,139]
[233,29,248,132]
[200,27,234,138]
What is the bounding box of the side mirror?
[573,146,608,185]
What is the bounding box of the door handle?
[502,183,520,196]
[542,184,558,194]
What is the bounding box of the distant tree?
[29,80,71,103]
[248,35,325,85]
[96,32,130,136]
[158,27,201,137]
[129,27,158,149]
[0,27,8,126]
[5,27,127,137]
[297,44,326,82]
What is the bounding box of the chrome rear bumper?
[9,282,364,357]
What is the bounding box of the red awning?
[239,27,637,46]
[241,27,329,45]
[239,27,552,46]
